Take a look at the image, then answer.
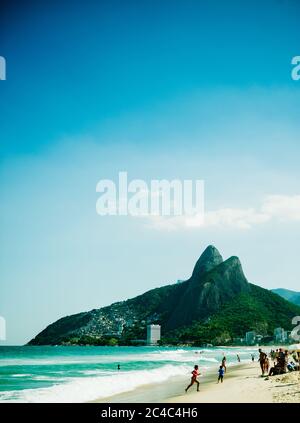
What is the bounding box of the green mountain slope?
[173,284,300,345]
[28,246,300,346]
[271,288,300,306]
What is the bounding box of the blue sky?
[0,0,300,344]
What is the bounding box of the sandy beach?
[168,363,298,403]
[168,363,300,403]
[95,362,300,403]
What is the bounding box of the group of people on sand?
[185,346,300,394]
[258,347,300,378]
[184,346,299,395]
[185,355,227,393]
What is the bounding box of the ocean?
[0,345,258,402]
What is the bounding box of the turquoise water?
[0,346,257,402]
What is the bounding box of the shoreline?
[93,362,300,403]
[168,363,300,403]
[167,362,272,403]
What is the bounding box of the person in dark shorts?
[218,365,225,383]
[185,365,200,392]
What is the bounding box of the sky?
[0,0,300,345]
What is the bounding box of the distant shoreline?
[20,343,294,348]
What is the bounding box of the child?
[185,365,200,392]
[218,365,225,383]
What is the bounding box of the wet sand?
[94,362,300,403]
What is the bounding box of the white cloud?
[261,195,300,221]
[146,194,300,231]
[204,208,270,229]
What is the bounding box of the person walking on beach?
[185,365,200,392]
[237,354,241,363]
[217,365,225,383]
[221,355,227,373]
[258,348,268,376]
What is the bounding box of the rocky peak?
[191,245,223,279]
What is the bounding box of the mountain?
[271,288,300,306]
[191,245,223,277]
[28,246,300,346]
[167,250,250,329]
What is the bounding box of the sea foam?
[0,364,191,403]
